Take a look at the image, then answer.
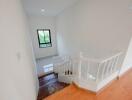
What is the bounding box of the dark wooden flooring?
[37,73,69,100]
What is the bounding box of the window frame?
[37,29,52,48]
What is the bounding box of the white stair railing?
[75,52,122,92]
[54,56,75,75]
[96,52,121,82]
[54,52,122,92]
[78,52,122,82]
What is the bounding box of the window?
[37,29,52,48]
[43,64,53,73]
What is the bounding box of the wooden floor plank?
[45,69,132,100]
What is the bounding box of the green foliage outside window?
[37,29,52,48]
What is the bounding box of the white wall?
[56,0,132,59]
[0,0,38,100]
[29,16,58,59]
[120,38,132,75]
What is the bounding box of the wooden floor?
[45,69,132,100]
[37,73,69,100]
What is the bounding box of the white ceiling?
[22,0,79,16]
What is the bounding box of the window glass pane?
[40,44,46,48]
[44,31,50,43]
[46,44,52,47]
[38,31,45,43]
[40,44,52,48]
[37,29,52,48]
[43,64,53,73]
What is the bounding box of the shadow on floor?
[37,73,69,100]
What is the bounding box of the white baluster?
[114,56,119,71]
[87,61,90,75]
[78,58,82,79]
[104,61,109,78]
[101,62,107,80]
[106,60,112,77]
[108,59,113,74]
[110,58,115,73]
[72,60,74,75]
[96,63,101,82]
[65,62,67,75]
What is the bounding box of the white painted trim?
[97,71,118,91]
[119,66,132,77]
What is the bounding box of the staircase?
[54,52,122,92]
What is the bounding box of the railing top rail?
[100,52,123,63]
[80,52,123,64]
[81,57,101,63]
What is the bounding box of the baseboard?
[119,67,132,79]
[73,76,118,95]
[73,67,132,95]
[72,72,119,95]
[72,82,96,94]
[96,77,118,95]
